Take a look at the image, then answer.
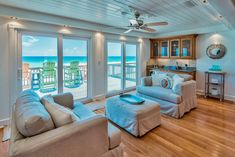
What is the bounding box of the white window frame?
[17,31,91,102]
[105,40,139,97]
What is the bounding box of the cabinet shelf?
[204,72,225,101]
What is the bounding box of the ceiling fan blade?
[141,27,156,33]
[124,29,133,34]
[144,22,168,26]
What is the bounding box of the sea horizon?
[23,56,136,68]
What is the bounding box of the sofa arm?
[140,76,152,86]
[52,92,74,109]
[10,115,109,157]
[181,80,197,101]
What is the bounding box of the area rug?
[86,103,105,111]
[2,126,10,142]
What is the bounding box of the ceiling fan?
[124,11,168,34]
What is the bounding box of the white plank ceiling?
[0,0,231,35]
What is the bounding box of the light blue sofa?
[137,73,197,118]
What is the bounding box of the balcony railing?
[22,63,136,92]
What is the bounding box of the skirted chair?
[40,62,57,93]
[64,61,83,88]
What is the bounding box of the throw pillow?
[152,73,167,86]
[172,74,185,94]
[41,95,79,128]
[15,90,55,137]
[160,76,173,89]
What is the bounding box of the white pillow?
[172,75,184,94]
[42,95,79,128]
[152,73,167,86]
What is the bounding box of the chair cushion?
[73,102,96,120]
[137,86,182,104]
[108,123,121,149]
[15,90,55,137]
[41,95,79,128]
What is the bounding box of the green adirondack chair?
[64,61,83,88]
[40,62,57,93]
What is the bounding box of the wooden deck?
[1,97,235,157]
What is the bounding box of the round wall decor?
[206,44,226,59]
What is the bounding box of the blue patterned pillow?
[160,76,173,89]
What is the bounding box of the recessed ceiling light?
[10,16,18,20]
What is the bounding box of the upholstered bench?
[105,95,161,137]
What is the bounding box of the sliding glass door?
[125,44,137,88]
[63,38,88,100]
[107,42,122,92]
[22,35,58,96]
[21,33,89,100]
[107,41,138,94]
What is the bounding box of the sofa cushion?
[151,73,167,86]
[73,102,96,120]
[15,90,55,137]
[172,74,184,95]
[16,90,40,105]
[137,86,182,104]
[108,123,121,149]
[42,95,79,128]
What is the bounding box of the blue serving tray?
[120,94,145,104]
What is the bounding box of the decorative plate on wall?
[206,44,226,59]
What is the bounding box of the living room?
[0,0,235,157]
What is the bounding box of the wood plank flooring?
[1,97,235,157]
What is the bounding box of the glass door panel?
[125,44,137,88]
[152,41,159,57]
[181,38,192,58]
[107,42,122,92]
[170,39,180,57]
[22,35,58,96]
[63,38,88,99]
[160,40,169,57]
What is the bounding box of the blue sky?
[22,35,136,57]
[22,35,87,56]
[108,42,136,56]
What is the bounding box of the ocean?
[23,56,136,68]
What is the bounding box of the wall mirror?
[206,44,226,59]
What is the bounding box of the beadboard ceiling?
[0,0,233,36]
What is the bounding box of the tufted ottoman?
[105,94,161,137]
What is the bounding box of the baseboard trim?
[92,94,106,101]
[197,89,235,102]
[0,118,10,127]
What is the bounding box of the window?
[107,41,138,94]
[63,38,88,99]
[21,33,89,100]
[22,35,58,96]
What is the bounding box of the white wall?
[0,17,150,124]
[0,18,10,125]
[196,31,235,101]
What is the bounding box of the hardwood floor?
[1,97,235,157]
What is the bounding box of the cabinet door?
[170,39,180,58]
[152,41,159,58]
[160,40,169,58]
[181,38,193,58]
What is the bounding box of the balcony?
[22,62,136,99]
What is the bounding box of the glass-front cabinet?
[181,38,193,58]
[170,39,180,58]
[160,40,169,58]
[150,35,196,59]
